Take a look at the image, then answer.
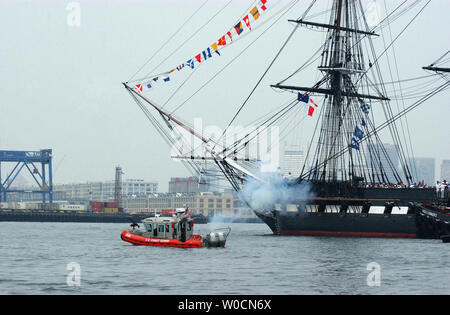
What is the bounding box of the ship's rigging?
[124,0,449,194]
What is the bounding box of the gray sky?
[0,0,449,191]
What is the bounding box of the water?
[0,222,448,294]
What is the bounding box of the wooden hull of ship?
[274,212,417,238]
[254,187,447,239]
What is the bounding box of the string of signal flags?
[297,91,372,147]
[134,0,269,93]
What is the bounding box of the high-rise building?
[441,160,450,181]
[409,157,435,186]
[281,144,305,177]
[365,143,400,183]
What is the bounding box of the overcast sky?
[0,0,449,191]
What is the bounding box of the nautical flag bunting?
[226,31,233,42]
[259,0,268,11]
[187,59,195,69]
[137,1,271,91]
[234,21,244,35]
[202,48,212,61]
[298,93,309,103]
[243,15,252,30]
[309,97,319,108]
[251,6,260,20]
[354,126,364,140]
[360,102,371,114]
[211,43,221,56]
[351,137,360,150]
[218,35,227,46]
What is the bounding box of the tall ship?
[124,0,449,238]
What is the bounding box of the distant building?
[196,192,234,217]
[168,176,208,194]
[55,179,158,201]
[199,169,221,193]
[123,197,149,214]
[409,158,435,186]
[8,179,158,202]
[145,192,236,217]
[281,144,305,177]
[230,190,257,218]
[365,143,400,184]
[441,160,450,181]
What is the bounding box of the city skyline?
[5,145,448,193]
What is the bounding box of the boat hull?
[121,230,203,248]
[251,185,448,239]
[255,207,450,239]
[275,212,417,238]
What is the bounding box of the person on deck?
[442,180,448,199]
[436,181,441,198]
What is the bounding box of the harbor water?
[0,222,448,294]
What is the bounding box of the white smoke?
[207,208,254,225]
[240,173,314,211]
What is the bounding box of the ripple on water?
[0,222,449,294]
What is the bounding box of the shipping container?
[90,201,104,208]
[17,202,27,210]
[104,207,119,214]
[60,204,87,212]
[106,202,119,208]
[161,209,176,215]
[26,203,41,210]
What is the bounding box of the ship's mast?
[324,0,344,182]
[124,0,445,195]
[272,0,403,186]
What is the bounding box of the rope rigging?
[124,0,448,191]
[128,0,210,82]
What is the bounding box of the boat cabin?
[141,212,194,242]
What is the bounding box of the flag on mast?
[243,15,252,30]
[250,6,260,20]
[234,21,244,35]
[259,0,268,11]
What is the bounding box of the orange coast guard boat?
[121,208,230,248]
